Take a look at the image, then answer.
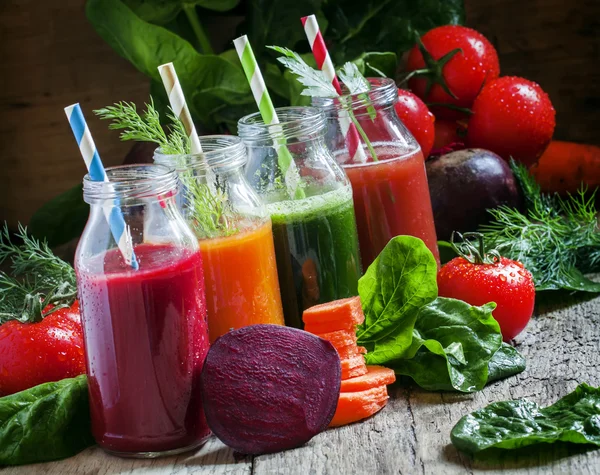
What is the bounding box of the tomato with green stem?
[406,25,500,120]
[437,233,535,342]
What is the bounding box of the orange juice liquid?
[200,220,284,342]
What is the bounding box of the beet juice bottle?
[75,164,210,457]
[313,78,440,268]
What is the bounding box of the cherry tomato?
[394,89,435,158]
[467,76,556,166]
[433,119,467,150]
[406,25,500,119]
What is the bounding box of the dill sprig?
[95,99,237,238]
[0,224,77,324]
[480,160,600,292]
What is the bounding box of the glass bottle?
[75,164,210,457]
[313,78,440,268]
[238,107,361,328]
[154,135,284,341]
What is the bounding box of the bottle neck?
[238,107,327,147]
[83,164,179,206]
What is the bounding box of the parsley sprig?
[268,46,379,161]
[0,224,77,324]
[480,161,600,292]
[95,100,236,239]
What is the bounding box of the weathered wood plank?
[3,293,600,474]
[2,435,251,475]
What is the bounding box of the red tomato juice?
[76,244,210,455]
[344,148,440,267]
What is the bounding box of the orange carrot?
[329,386,389,428]
[340,366,396,392]
[303,296,364,329]
[336,344,359,359]
[314,329,357,350]
[530,140,600,194]
[341,354,367,380]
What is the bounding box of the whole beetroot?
[426,148,522,241]
[200,324,341,455]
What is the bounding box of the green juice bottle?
[239,107,362,328]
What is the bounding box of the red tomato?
[433,119,467,150]
[467,76,556,167]
[438,256,535,341]
[394,89,435,157]
[0,301,86,395]
[406,25,500,119]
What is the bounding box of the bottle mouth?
[312,77,398,117]
[83,164,179,205]
[153,135,247,172]
[237,106,326,145]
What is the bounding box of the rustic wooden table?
[5,291,600,475]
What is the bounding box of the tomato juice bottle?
[75,164,210,457]
[154,136,284,342]
[238,107,362,328]
[313,78,440,268]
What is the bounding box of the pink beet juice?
[75,164,210,457]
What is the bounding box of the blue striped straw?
[64,103,139,270]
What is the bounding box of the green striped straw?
[234,35,304,200]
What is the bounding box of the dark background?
[1,0,598,229]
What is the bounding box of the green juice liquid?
[267,186,362,328]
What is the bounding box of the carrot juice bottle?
[313,78,440,268]
[154,136,284,342]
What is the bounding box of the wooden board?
[4,291,600,474]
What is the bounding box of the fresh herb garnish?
[356,236,525,392]
[451,383,600,453]
[480,160,600,292]
[0,225,77,324]
[268,45,379,161]
[95,100,237,239]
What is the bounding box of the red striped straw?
[302,14,367,164]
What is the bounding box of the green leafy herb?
[0,375,94,465]
[451,383,600,453]
[356,236,438,360]
[357,236,526,392]
[337,62,371,95]
[0,225,77,324]
[389,298,502,392]
[487,342,526,384]
[480,160,600,292]
[95,100,236,238]
[267,46,338,98]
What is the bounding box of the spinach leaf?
[357,236,438,363]
[86,0,252,129]
[389,297,503,393]
[487,342,526,383]
[451,384,600,453]
[29,184,88,247]
[323,0,464,66]
[0,375,94,465]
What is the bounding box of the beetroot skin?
[200,324,342,455]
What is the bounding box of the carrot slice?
[302,297,364,329]
[329,386,389,428]
[336,344,359,360]
[340,365,396,392]
[357,346,367,354]
[314,329,357,350]
[304,320,355,334]
[341,354,367,380]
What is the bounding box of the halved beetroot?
[200,324,341,455]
